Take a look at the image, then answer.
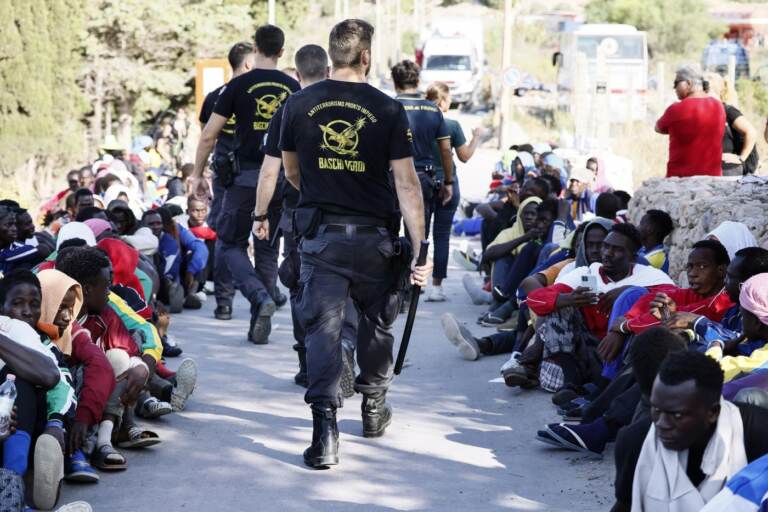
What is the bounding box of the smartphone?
[581,274,598,293]
[661,304,671,322]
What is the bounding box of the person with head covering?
[706,274,768,389]
[55,222,96,252]
[96,239,150,312]
[707,221,758,262]
[0,270,68,507]
[566,166,597,223]
[513,152,536,182]
[103,184,143,220]
[106,200,158,256]
[83,218,113,242]
[37,269,114,485]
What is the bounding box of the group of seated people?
[441,140,768,510]
[0,142,207,510]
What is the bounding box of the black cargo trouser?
[209,176,236,308]
[298,224,398,407]
[216,180,272,308]
[281,215,360,357]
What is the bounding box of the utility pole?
[343,0,350,19]
[375,0,383,78]
[268,0,276,25]
[498,0,514,149]
[395,0,402,62]
[335,0,341,21]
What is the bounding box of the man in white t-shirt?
[518,224,673,391]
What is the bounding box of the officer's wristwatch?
[251,212,268,222]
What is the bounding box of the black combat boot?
[303,402,339,469]
[248,298,276,344]
[361,392,392,438]
[294,347,308,388]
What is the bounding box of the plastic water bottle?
[0,374,17,440]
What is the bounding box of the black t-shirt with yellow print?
[213,68,300,168]
[200,85,235,156]
[279,79,413,220]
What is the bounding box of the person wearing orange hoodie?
[37,269,115,485]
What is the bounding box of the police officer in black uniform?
[193,25,299,344]
[198,41,255,321]
[253,19,432,469]
[391,60,454,231]
[257,45,361,396]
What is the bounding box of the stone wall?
[628,176,768,284]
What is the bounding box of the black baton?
[394,240,429,375]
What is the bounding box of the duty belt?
[321,213,389,228]
[415,165,435,177]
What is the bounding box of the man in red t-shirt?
[656,66,725,178]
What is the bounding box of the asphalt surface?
[60,249,613,511]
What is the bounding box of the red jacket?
[79,307,141,358]
[625,287,734,334]
[527,283,671,340]
[68,324,116,426]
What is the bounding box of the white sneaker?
[462,274,492,305]
[33,433,64,510]
[196,291,207,302]
[441,313,480,361]
[171,358,198,412]
[56,503,93,512]
[427,286,447,302]
[500,354,523,376]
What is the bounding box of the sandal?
[90,445,127,471]
[116,426,161,449]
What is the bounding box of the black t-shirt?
[261,105,297,208]
[396,93,449,168]
[613,403,768,507]
[722,103,758,173]
[213,69,299,168]
[279,79,413,220]
[200,85,236,155]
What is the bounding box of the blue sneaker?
[65,450,99,483]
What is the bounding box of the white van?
[419,37,481,107]
[555,24,648,122]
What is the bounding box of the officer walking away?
[391,60,454,230]
[192,25,299,344]
[253,44,330,387]
[255,44,360,397]
[197,41,255,321]
[253,19,432,469]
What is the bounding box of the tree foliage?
[584,0,725,57]
[0,0,87,175]
[82,0,254,141]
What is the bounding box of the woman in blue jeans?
[425,82,483,301]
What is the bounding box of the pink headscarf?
[84,218,112,239]
[739,273,768,326]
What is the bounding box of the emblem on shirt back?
[255,92,288,120]
[319,117,367,157]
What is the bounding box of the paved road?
[61,239,613,511]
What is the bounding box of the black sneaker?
[161,336,182,358]
[214,305,232,321]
